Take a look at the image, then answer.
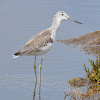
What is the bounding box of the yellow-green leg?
[34,56,37,83]
[33,80,37,100]
[39,78,41,100]
[39,57,43,100]
[39,57,43,84]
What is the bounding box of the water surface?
[0,0,100,100]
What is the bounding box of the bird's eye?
[62,14,64,16]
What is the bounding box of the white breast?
[51,30,57,42]
[37,42,53,55]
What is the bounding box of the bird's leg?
[39,57,43,100]
[39,76,41,100]
[34,56,37,83]
[39,57,43,85]
[33,79,37,100]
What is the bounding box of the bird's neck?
[51,17,62,33]
[50,17,62,41]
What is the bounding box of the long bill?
[68,18,82,24]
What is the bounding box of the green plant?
[84,55,100,85]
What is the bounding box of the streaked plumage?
[13,11,82,83]
[14,29,53,57]
[13,11,82,58]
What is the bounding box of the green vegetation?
[65,55,100,99]
[84,55,100,85]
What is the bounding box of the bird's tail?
[13,51,21,58]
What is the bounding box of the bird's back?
[13,28,53,57]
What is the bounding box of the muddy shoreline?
[58,30,100,56]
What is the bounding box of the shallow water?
[0,0,100,100]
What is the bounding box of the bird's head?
[55,11,82,24]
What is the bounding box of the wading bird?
[13,11,82,82]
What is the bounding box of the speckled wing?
[15,29,53,56]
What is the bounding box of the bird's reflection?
[33,56,43,100]
[33,71,41,100]
[39,79,41,100]
[33,80,37,100]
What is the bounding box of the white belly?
[35,43,54,56]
